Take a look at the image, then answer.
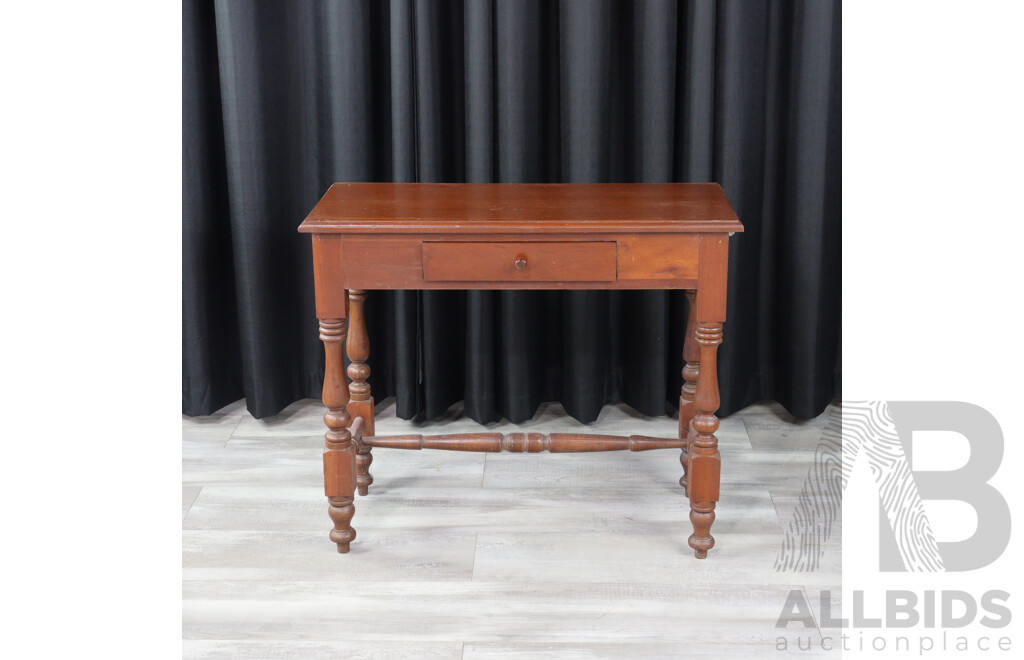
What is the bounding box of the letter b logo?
[774,401,1010,573]
[882,402,1011,572]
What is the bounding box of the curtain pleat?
[183,0,841,422]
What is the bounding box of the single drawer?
[422,241,617,282]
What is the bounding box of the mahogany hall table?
[298,183,742,558]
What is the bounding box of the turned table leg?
[346,289,374,496]
[687,235,728,558]
[678,289,699,494]
[688,322,722,558]
[321,318,357,553]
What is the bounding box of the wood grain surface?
[299,182,742,234]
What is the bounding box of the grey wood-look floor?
[183,398,841,659]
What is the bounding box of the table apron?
[313,233,708,291]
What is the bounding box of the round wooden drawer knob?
[514,256,528,271]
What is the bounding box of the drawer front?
[422,241,617,282]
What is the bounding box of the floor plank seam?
[802,584,827,641]
[183,486,202,520]
[766,487,786,530]
[470,532,479,581]
[222,413,245,446]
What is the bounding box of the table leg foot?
[688,503,716,558]
[329,496,356,553]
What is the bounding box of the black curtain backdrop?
[183,0,841,424]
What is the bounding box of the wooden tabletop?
[299,183,742,234]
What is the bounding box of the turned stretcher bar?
[357,430,687,453]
